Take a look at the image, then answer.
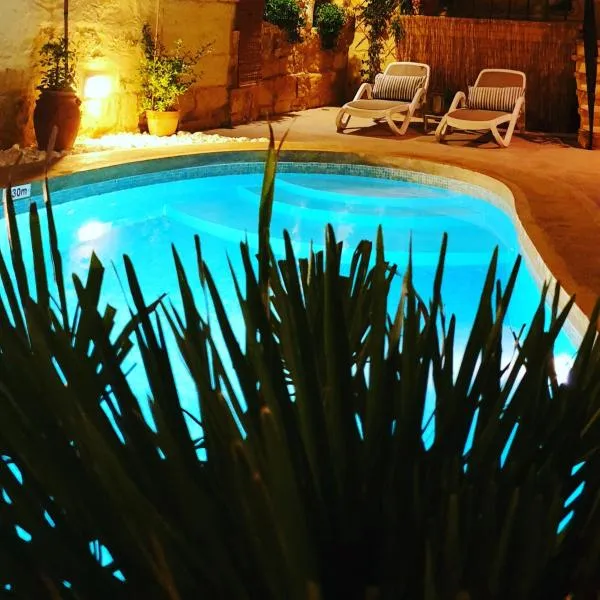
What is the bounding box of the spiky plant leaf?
[0,145,599,600]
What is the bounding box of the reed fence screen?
[396,16,581,131]
[444,0,574,21]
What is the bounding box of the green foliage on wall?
[315,3,347,49]
[264,0,306,42]
[359,0,415,80]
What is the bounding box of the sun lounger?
[336,62,430,136]
[435,69,526,148]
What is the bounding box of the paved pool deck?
[11,106,600,328]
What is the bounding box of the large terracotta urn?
[33,89,82,151]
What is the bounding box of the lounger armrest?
[512,95,525,118]
[353,83,373,101]
[408,86,426,112]
[448,91,467,112]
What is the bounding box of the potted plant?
[139,24,210,137]
[33,34,81,151]
[33,0,81,152]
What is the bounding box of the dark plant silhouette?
[0,131,600,598]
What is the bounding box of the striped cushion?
[372,74,426,102]
[468,86,524,112]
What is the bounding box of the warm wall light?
[83,74,113,121]
[84,74,112,100]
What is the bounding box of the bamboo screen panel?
[395,16,580,132]
[236,0,265,87]
[447,0,573,20]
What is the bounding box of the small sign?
[10,184,31,200]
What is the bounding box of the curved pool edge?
[377,156,590,343]
[352,152,590,343]
[33,143,591,341]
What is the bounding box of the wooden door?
[235,0,265,87]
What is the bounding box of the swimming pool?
[4,158,577,430]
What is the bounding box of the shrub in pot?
[139,24,211,137]
[33,35,81,151]
[315,3,346,49]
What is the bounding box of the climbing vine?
[359,0,417,80]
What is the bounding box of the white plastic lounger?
[336,62,430,136]
[435,69,526,148]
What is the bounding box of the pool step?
[274,177,448,206]
[233,184,517,251]
[165,204,515,268]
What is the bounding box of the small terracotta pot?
[146,110,180,137]
[33,89,82,151]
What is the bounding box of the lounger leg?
[491,123,511,148]
[503,115,519,147]
[435,117,448,142]
[398,111,414,135]
[336,109,351,132]
[385,113,403,136]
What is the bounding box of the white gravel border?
[0,131,268,167]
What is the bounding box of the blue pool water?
[2,165,577,429]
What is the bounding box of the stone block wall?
[574,40,600,148]
[1,0,153,147]
[168,0,238,132]
[0,0,352,146]
[0,70,32,148]
[0,0,236,148]
[229,21,354,125]
[0,0,353,147]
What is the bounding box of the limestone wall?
[165,0,238,131]
[0,0,353,147]
[0,0,235,148]
[230,21,354,124]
